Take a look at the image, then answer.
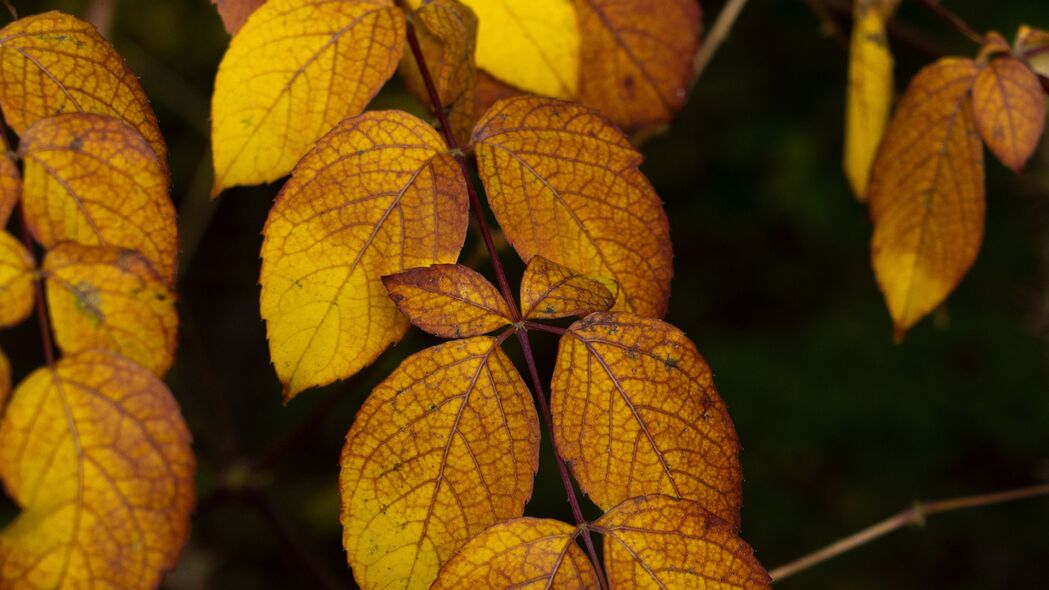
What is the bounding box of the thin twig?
[85,0,118,37]
[1,0,15,20]
[693,0,751,80]
[18,206,55,368]
[524,321,566,335]
[912,0,984,46]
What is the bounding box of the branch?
[693,0,751,80]
[913,0,984,46]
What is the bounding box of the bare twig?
[1,0,15,20]
[85,0,118,37]
[912,0,984,46]
[693,0,751,80]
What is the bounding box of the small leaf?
[19,113,178,284]
[432,518,599,589]
[472,97,673,317]
[0,11,167,162]
[260,110,468,399]
[869,58,983,338]
[0,230,34,328]
[383,264,512,338]
[44,243,178,377]
[1015,25,1049,78]
[211,0,266,35]
[593,495,771,589]
[520,255,617,320]
[211,0,405,193]
[971,55,1045,172]
[0,350,195,590]
[0,134,19,227]
[551,312,742,526]
[340,337,540,590]
[0,348,9,409]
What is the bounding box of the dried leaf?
[340,337,540,590]
[211,0,405,193]
[551,312,742,526]
[472,97,673,317]
[1015,25,1049,79]
[520,255,617,320]
[0,230,34,328]
[211,0,266,35]
[869,58,983,338]
[260,111,468,399]
[0,350,195,590]
[0,134,19,227]
[383,264,512,338]
[971,55,1045,172]
[432,518,599,589]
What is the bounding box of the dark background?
[1,0,1047,588]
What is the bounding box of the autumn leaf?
[0,11,167,162]
[0,230,35,328]
[520,255,617,320]
[340,336,539,590]
[432,518,599,589]
[593,495,771,589]
[575,0,701,130]
[0,348,9,409]
[869,58,983,337]
[260,110,468,399]
[211,0,266,35]
[211,0,405,193]
[383,264,512,338]
[971,55,1045,172]
[1015,25,1049,78]
[44,243,178,377]
[19,113,178,284]
[0,134,19,226]
[472,97,673,317]
[0,350,195,590]
[475,70,522,120]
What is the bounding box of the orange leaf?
[0,133,19,227]
[0,350,195,590]
[260,110,468,399]
[593,495,771,589]
[575,0,701,130]
[971,55,1045,172]
[44,243,178,377]
[340,336,540,589]
[432,518,599,589]
[0,11,166,163]
[869,58,983,338]
[1015,25,1049,79]
[211,0,405,193]
[0,348,9,409]
[19,113,178,285]
[551,312,742,526]
[211,0,266,35]
[472,97,673,317]
[520,255,617,320]
[0,230,35,328]
[474,70,522,121]
[383,264,512,338]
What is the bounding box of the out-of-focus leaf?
[0,230,34,328]
[971,54,1045,172]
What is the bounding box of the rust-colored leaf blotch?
[340,337,540,590]
[0,134,19,226]
[520,255,618,320]
[433,518,599,589]
[383,264,512,338]
[472,97,673,318]
[0,350,195,590]
[551,312,743,526]
[0,230,35,328]
[971,55,1045,172]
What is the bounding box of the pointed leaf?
[340,336,540,590]
[211,0,405,192]
[472,97,673,317]
[211,0,266,35]
[260,110,469,399]
[0,230,34,328]
[383,264,512,338]
[869,58,983,338]
[0,134,19,227]
[433,518,599,589]
[972,55,1045,172]
[1015,25,1049,78]
[0,350,195,590]
[520,255,617,320]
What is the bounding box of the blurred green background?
[1,0,1048,588]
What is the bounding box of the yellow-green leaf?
[0,230,34,328]
[383,264,512,338]
[520,255,617,320]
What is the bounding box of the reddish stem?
[913,0,984,46]
[525,321,566,335]
[18,206,55,367]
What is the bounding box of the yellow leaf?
[0,348,9,410]
[0,11,167,163]
[0,134,19,227]
[211,0,266,35]
[19,113,178,285]
[383,264,512,338]
[575,0,701,130]
[1015,25,1049,79]
[340,336,540,589]
[211,0,405,193]
[260,110,468,399]
[0,349,195,590]
[433,518,599,589]
[593,495,771,589]
[869,58,982,338]
[44,243,178,377]
[844,0,898,200]
[0,230,35,328]
[472,97,673,317]
[971,55,1045,172]
[520,255,617,320]
[551,312,742,526]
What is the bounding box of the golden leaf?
[593,495,771,589]
[869,58,983,338]
[0,230,35,328]
[19,113,178,285]
[260,110,468,399]
[211,0,266,35]
[432,518,599,589]
[0,11,166,162]
[971,55,1045,172]
[44,243,178,377]
[0,133,19,227]
[211,0,405,193]
[340,337,540,589]
[0,350,195,590]
[575,0,701,130]
[0,348,9,409]
[472,97,673,317]
[1015,25,1049,79]
[551,312,742,526]
[520,255,617,320]
[383,264,512,338]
